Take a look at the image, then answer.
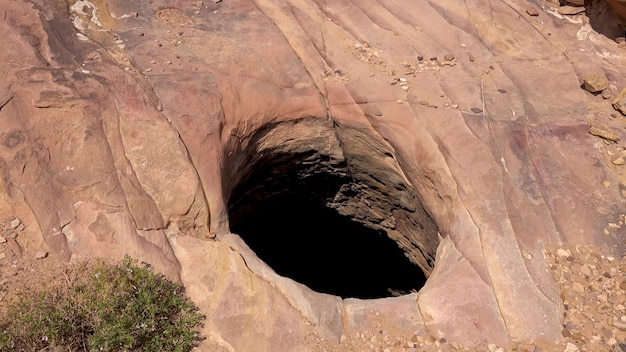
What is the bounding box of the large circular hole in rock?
[226,121,431,299]
[230,191,428,299]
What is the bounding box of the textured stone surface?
[0,0,625,351]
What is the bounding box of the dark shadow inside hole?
[585,0,626,40]
[229,193,428,299]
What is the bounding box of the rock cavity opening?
[226,118,440,299]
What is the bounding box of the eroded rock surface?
[0,0,625,350]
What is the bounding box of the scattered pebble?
[613,88,626,116]
[558,6,586,15]
[522,250,533,260]
[526,6,540,16]
[8,218,22,230]
[444,54,455,61]
[34,251,48,259]
[556,248,571,258]
[582,74,609,93]
[498,88,507,94]
[471,107,483,114]
[564,342,579,352]
[589,126,620,142]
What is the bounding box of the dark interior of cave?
[228,170,428,299]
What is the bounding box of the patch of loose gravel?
[304,244,625,352]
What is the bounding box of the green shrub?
[0,256,205,351]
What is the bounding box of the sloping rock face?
[1,0,625,350]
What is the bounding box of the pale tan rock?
[590,126,620,142]
[559,6,586,15]
[613,88,626,116]
[582,74,608,93]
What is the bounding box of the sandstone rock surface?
[0,0,625,350]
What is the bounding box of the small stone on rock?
[444,54,454,61]
[612,157,625,165]
[35,251,48,259]
[557,248,571,257]
[589,126,620,142]
[522,250,533,260]
[8,218,21,230]
[613,88,626,116]
[498,88,507,93]
[582,74,609,93]
[526,7,539,16]
[471,107,483,113]
[558,5,586,15]
[564,342,579,352]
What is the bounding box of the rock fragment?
[613,88,626,116]
[582,74,608,93]
[7,238,21,257]
[522,250,533,260]
[557,248,572,257]
[35,251,48,259]
[471,107,483,114]
[526,6,540,16]
[444,54,454,61]
[589,126,620,142]
[558,6,586,15]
